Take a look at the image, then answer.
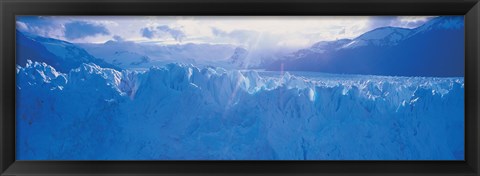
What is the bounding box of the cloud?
[395,16,433,28]
[17,16,55,28]
[64,21,110,40]
[17,16,435,47]
[16,21,29,31]
[112,35,125,42]
[338,27,346,35]
[157,25,185,41]
[16,16,64,39]
[211,27,258,44]
[141,27,156,38]
[367,16,433,29]
[140,25,186,42]
[211,27,226,36]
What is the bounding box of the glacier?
[16,60,464,160]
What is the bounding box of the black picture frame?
[1,0,479,175]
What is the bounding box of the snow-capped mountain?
[77,40,157,69]
[17,29,252,71]
[105,50,151,68]
[229,47,249,68]
[266,16,464,77]
[78,40,239,69]
[349,26,412,47]
[16,30,120,73]
[17,60,464,160]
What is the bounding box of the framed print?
[14,15,465,161]
[1,0,479,175]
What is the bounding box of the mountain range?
[16,16,464,77]
[265,16,464,77]
[16,31,120,73]
[17,30,243,71]
[77,40,239,69]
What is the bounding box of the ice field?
[16,61,464,160]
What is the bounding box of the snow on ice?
[16,60,464,160]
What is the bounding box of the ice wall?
[16,61,464,160]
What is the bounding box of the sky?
[16,16,433,51]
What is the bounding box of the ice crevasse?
[16,60,464,160]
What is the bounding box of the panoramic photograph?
[15,16,464,160]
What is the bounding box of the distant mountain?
[266,16,464,77]
[78,40,238,69]
[229,47,249,68]
[16,30,120,73]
